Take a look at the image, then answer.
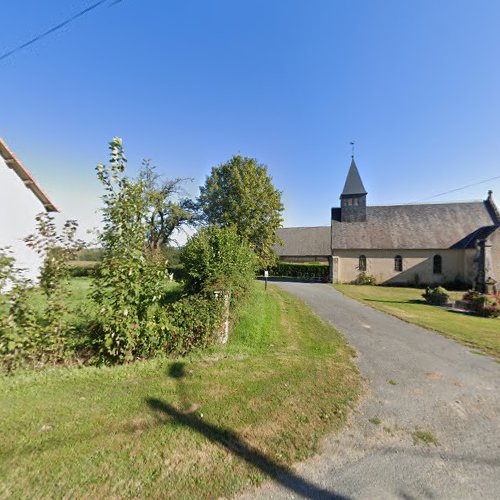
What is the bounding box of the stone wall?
[489,228,500,281]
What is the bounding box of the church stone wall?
[490,228,500,281]
[333,249,473,286]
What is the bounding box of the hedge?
[68,262,98,277]
[268,262,330,279]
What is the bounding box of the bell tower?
[340,157,367,222]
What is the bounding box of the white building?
[0,138,58,280]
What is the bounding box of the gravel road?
[240,282,500,499]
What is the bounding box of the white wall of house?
[0,156,45,281]
[332,248,474,285]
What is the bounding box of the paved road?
[240,282,500,500]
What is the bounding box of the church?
[276,158,500,287]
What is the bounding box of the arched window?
[433,255,442,274]
[359,255,367,272]
[394,255,403,272]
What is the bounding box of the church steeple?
[340,157,367,222]
[341,158,367,196]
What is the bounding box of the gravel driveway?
[240,282,500,499]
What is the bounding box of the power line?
[0,0,123,63]
[410,174,500,203]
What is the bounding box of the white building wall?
[0,156,45,281]
[333,248,472,286]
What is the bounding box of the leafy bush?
[181,226,258,301]
[145,292,224,356]
[268,262,329,280]
[462,290,499,318]
[1,213,83,371]
[352,272,377,285]
[91,138,174,362]
[422,286,450,306]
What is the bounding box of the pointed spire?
[341,158,367,196]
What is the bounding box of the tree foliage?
[197,155,284,268]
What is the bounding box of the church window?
[394,255,403,272]
[433,255,442,274]
[359,255,367,271]
[348,198,353,206]
[353,198,359,206]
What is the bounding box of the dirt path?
[240,282,500,499]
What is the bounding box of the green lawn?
[334,285,500,358]
[8,277,183,327]
[0,283,361,498]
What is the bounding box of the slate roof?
[331,201,498,250]
[341,158,367,196]
[0,138,58,212]
[275,226,330,256]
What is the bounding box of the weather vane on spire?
[350,141,355,159]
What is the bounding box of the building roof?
[341,158,367,196]
[331,200,498,250]
[275,226,330,256]
[0,138,58,212]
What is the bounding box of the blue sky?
[1,0,500,237]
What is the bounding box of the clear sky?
[1,0,500,238]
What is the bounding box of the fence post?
[215,290,231,345]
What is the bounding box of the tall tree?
[198,155,284,268]
[139,161,197,256]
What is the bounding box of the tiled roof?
[275,226,330,256]
[0,138,58,212]
[331,201,498,249]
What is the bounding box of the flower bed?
[457,291,499,318]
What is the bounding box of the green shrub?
[352,272,377,285]
[181,226,258,300]
[1,214,84,371]
[146,292,224,355]
[268,262,330,279]
[423,286,450,306]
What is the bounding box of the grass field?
[0,283,361,498]
[334,285,500,358]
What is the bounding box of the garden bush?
[351,272,377,285]
[422,286,450,306]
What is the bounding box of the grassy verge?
[0,282,360,498]
[334,284,500,358]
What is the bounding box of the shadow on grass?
[364,299,425,305]
[146,361,345,499]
